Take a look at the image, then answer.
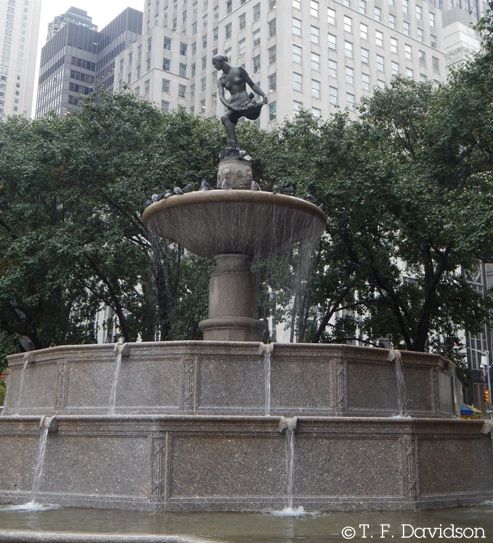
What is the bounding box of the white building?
[115,0,453,126]
[0,0,41,120]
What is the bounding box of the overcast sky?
[39,0,145,46]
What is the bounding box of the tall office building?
[115,0,448,125]
[0,0,41,120]
[36,7,142,117]
[46,7,98,42]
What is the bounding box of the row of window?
[293,16,436,45]
[296,0,435,25]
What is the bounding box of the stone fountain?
[0,56,492,515]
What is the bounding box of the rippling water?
[0,505,492,542]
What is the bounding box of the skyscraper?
[46,7,98,42]
[0,0,41,120]
[36,7,142,118]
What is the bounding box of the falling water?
[389,350,408,418]
[108,340,128,415]
[30,416,55,503]
[259,343,274,416]
[453,370,464,418]
[278,417,298,513]
[15,354,30,413]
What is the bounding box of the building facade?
[0,0,41,120]
[115,0,454,125]
[36,7,142,117]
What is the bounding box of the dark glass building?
[36,7,142,117]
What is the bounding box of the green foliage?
[0,380,5,406]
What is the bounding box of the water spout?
[388,349,408,418]
[279,417,297,509]
[259,343,274,416]
[15,353,32,414]
[108,340,130,415]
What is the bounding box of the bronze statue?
[212,54,268,148]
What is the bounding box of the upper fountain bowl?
[142,190,326,259]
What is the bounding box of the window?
[179,63,187,77]
[227,0,232,13]
[253,55,261,72]
[361,47,369,64]
[360,23,368,40]
[405,44,412,60]
[161,100,170,112]
[344,41,353,58]
[293,0,301,9]
[164,37,171,50]
[293,72,303,92]
[253,29,260,46]
[328,33,336,50]
[180,42,187,56]
[269,19,276,37]
[294,100,303,112]
[239,13,246,29]
[254,3,261,21]
[432,56,439,73]
[406,67,414,77]
[345,66,354,85]
[312,107,321,118]
[378,80,385,89]
[417,28,424,41]
[416,5,422,22]
[311,52,320,71]
[239,38,246,56]
[376,30,383,47]
[162,78,170,92]
[328,59,337,78]
[293,44,303,64]
[310,0,319,17]
[361,72,370,91]
[376,54,384,71]
[292,18,302,36]
[268,45,276,64]
[310,25,320,45]
[403,0,409,14]
[344,16,352,33]
[419,50,426,66]
[328,8,335,25]
[269,0,276,9]
[431,34,437,48]
[163,58,171,71]
[268,72,276,92]
[359,0,367,14]
[403,21,410,35]
[225,23,232,40]
[346,93,355,109]
[329,86,338,105]
[389,14,396,28]
[311,79,321,99]
[269,101,277,121]
[390,37,398,54]
[178,84,186,97]
[374,7,381,21]
[391,61,399,75]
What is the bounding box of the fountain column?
[199,253,265,341]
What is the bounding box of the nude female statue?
[212,54,268,147]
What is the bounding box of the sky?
[39,0,145,46]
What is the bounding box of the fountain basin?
[141,191,326,259]
[0,415,491,512]
[3,343,457,418]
